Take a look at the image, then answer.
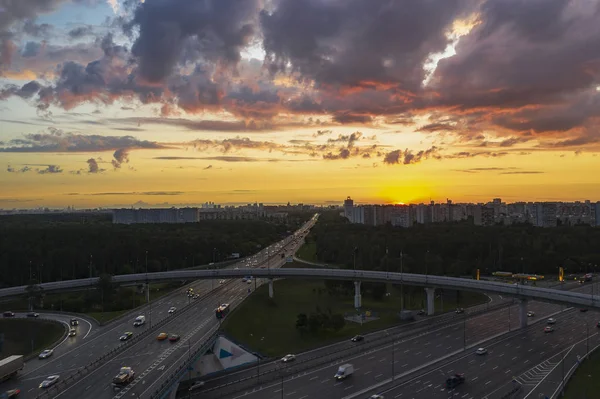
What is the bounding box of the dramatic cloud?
[383,146,441,165]
[125,0,261,83]
[0,128,168,153]
[37,165,63,174]
[86,158,102,173]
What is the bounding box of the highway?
[199,281,591,399]
[193,298,564,399]
[0,217,315,399]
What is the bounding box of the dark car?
[120,332,133,341]
[455,308,465,314]
[597,321,600,328]
[70,318,79,326]
[446,373,465,389]
[416,309,426,316]
[3,311,15,317]
[580,308,588,312]
[27,312,39,317]
[351,335,364,342]
[169,334,181,342]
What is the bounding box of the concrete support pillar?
[354,281,362,309]
[146,283,150,303]
[268,279,274,299]
[518,299,528,329]
[425,287,435,316]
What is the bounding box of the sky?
[1,0,600,208]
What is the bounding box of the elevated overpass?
[2,268,597,328]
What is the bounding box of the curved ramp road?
[0,219,313,399]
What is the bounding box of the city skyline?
[2,1,600,208]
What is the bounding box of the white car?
[527,311,535,317]
[39,375,59,389]
[547,318,556,325]
[370,395,385,399]
[219,280,226,284]
[281,354,296,363]
[475,347,488,355]
[168,307,176,314]
[38,349,53,359]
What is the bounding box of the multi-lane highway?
[197,281,593,399]
[0,217,315,399]
[196,298,564,399]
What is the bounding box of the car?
[351,335,364,342]
[416,309,426,316]
[27,312,39,317]
[3,311,15,317]
[168,334,180,342]
[475,347,488,355]
[120,332,133,341]
[3,389,21,398]
[527,311,535,317]
[68,328,77,337]
[193,294,200,299]
[544,326,554,333]
[597,321,600,328]
[219,280,226,284]
[168,307,176,314]
[369,395,384,399]
[446,373,465,389]
[580,308,588,312]
[455,308,464,314]
[547,318,556,325]
[38,349,53,359]
[281,354,296,363]
[70,318,78,326]
[39,375,59,389]
[157,333,168,340]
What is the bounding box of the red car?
[169,334,180,342]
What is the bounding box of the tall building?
[474,205,495,226]
[343,197,354,222]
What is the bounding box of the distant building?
[535,203,557,227]
[474,206,495,226]
[344,197,354,221]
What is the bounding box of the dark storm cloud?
[22,20,53,37]
[0,128,168,153]
[261,0,473,89]
[0,80,42,99]
[431,0,600,131]
[417,123,456,133]
[125,0,261,83]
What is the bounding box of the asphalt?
[0,217,314,399]
[202,281,591,399]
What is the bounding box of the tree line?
[308,211,600,277]
[0,211,313,288]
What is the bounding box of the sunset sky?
[1,0,600,208]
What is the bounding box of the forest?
[0,211,312,288]
[308,211,600,278]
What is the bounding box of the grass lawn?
[221,279,488,357]
[86,310,131,325]
[295,241,318,262]
[0,319,65,357]
[563,348,600,398]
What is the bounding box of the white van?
[133,315,145,327]
[334,364,354,380]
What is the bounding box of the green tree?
[329,313,346,331]
[295,313,308,334]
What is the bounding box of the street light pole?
[392,334,395,380]
[400,250,404,311]
[353,247,358,271]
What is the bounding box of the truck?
[111,367,135,390]
[334,364,354,380]
[0,355,24,382]
[445,373,465,389]
[133,315,145,327]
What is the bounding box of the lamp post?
[400,250,404,311]
[146,250,152,328]
[353,247,358,271]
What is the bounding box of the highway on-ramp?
[0,218,314,399]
